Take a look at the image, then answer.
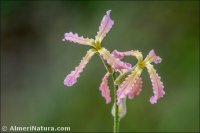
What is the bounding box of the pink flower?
[63,10,131,103]
[115,50,165,104]
[98,50,133,104]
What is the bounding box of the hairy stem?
[112,72,119,133]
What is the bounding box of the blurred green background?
[1,1,199,132]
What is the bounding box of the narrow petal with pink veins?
[63,32,94,46]
[111,50,132,68]
[99,72,111,104]
[98,48,131,71]
[112,50,143,61]
[95,10,114,43]
[146,49,162,64]
[64,49,96,86]
[117,67,143,104]
[128,77,143,99]
[146,63,165,104]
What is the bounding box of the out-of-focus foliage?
[1,1,199,132]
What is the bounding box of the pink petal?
[112,50,143,61]
[99,72,111,104]
[98,48,131,71]
[64,49,96,86]
[111,50,132,68]
[95,10,114,42]
[63,32,94,46]
[128,77,143,99]
[111,50,124,59]
[147,49,162,64]
[117,67,143,104]
[146,64,165,104]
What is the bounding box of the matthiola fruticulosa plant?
[62,10,165,133]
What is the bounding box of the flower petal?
[112,50,143,61]
[95,10,114,43]
[99,72,111,104]
[63,32,94,46]
[98,48,131,71]
[145,49,162,64]
[111,50,132,68]
[64,49,96,86]
[146,63,165,104]
[128,76,143,99]
[117,67,143,104]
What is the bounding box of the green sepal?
[114,66,136,85]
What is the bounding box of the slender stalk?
[112,72,119,133]
[99,55,119,132]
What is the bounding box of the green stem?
[99,55,119,132]
[112,72,119,133]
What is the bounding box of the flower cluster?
[62,10,165,105]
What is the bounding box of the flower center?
[137,61,145,69]
[93,41,102,51]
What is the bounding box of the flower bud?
[111,97,127,119]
